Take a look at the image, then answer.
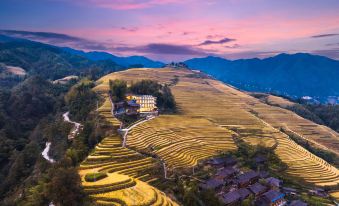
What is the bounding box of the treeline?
[109,79,177,113]
[286,102,339,133]
[0,76,71,204]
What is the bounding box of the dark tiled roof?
[254,155,267,163]
[200,178,224,190]
[259,171,269,178]
[225,156,237,165]
[216,167,236,178]
[238,171,259,181]
[208,156,237,165]
[263,190,285,203]
[208,157,227,165]
[266,177,282,187]
[249,183,267,195]
[282,187,297,193]
[290,200,307,206]
[127,100,140,107]
[221,190,241,204]
[238,188,251,200]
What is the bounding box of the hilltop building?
[126,95,157,113]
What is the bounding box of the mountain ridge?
[184,53,339,102]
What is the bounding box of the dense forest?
[0,36,126,205]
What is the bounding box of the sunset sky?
[1,0,339,61]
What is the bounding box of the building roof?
[290,200,307,206]
[207,157,227,165]
[224,156,237,165]
[238,188,251,200]
[254,155,267,164]
[238,171,259,181]
[263,190,285,203]
[216,167,236,178]
[282,187,297,193]
[266,177,282,188]
[207,156,237,166]
[259,171,270,178]
[249,183,267,195]
[199,178,224,190]
[221,190,241,204]
[127,100,140,107]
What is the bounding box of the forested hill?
[0,34,123,80]
[62,47,165,68]
[185,53,339,103]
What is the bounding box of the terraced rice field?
[128,115,235,169]
[94,67,339,187]
[79,94,178,206]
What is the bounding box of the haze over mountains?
[1,34,339,103]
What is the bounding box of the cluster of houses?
[199,156,308,206]
[114,94,158,116]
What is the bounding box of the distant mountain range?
[62,47,164,68]
[185,54,339,103]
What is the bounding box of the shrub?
[85,172,108,182]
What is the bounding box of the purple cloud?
[115,43,208,55]
[199,37,236,46]
[311,33,339,38]
[0,30,108,50]
[312,48,339,59]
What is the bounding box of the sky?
[1,0,339,62]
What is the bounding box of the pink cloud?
[70,0,187,10]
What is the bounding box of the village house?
[238,188,252,200]
[206,156,237,168]
[215,167,237,180]
[308,188,328,197]
[266,177,283,190]
[256,190,286,206]
[237,171,260,187]
[220,190,241,206]
[199,178,224,192]
[249,182,267,197]
[282,187,297,196]
[125,99,140,115]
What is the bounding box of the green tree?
[109,79,127,102]
[47,167,85,206]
